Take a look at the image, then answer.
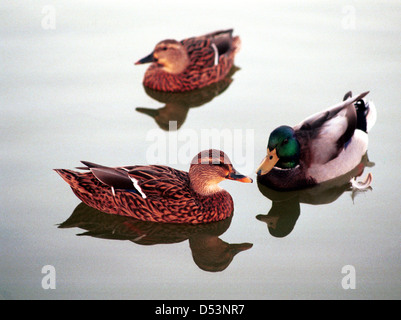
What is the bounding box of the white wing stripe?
[211,43,219,66]
[129,177,147,199]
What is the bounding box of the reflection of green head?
[267,199,300,238]
[268,126,300,169]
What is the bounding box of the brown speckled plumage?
[55,150,252,224]
[136,29,241,92]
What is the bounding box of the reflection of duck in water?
[135,29,240,92]
[256,91,376,191]
[59,202,252,272]
[55,149,252,224]
[136,65,239,130]
[256,196,300,238]
[256,154,374,238]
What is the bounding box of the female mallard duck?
[55,149,252,224]
[256,91,377,191]
[134,29,241,92]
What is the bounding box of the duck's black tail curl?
[343,91,376,133]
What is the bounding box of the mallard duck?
[256,91,377,191]
[55,149,252,224]
[134,29,241,92]
[256,154,373,238]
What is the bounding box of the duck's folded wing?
[204,29,234,56]
[128,166,190,200]
[296,91,368,130]
[183,37,216,69]
[202,29,233,40]
[294,92,369,165]
[76,160,108,170]
[90,167,140,190]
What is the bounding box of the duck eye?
[161,46,167,51]
[283,139,289,145]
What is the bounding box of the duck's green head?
[256,126,300,175]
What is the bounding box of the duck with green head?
[256,91,376,191]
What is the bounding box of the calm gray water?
[1,0,400,300]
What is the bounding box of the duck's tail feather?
[356,97,376,133]
[54,169,78,186]
[342,90,376,133]
[366,100,377,132]
[343,91,353,101]
[54,169,93,196]
[231,35,241,55]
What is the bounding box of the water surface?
[1,0,400,299]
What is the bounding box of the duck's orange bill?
[227,170,253,183]
[256,148,279,175]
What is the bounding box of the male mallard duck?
[134,29,241,92]
[256,154,373,238]
[256,91,377,191]
[55,149,252,224]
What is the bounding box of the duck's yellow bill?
[256,148,279,175]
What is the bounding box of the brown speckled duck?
[134,29,241,92]
[55,149,252,224]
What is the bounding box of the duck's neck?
[164,57,190,74]
[189,166,224,196]
[277,157,299,169]
[190,180,223,196]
